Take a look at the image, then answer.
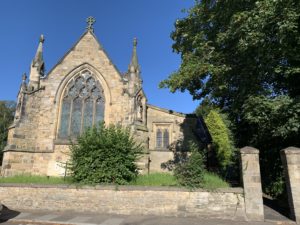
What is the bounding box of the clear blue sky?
[0,0,199,113]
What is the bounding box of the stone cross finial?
[39,34,44,43]
[133,37,137,47]
[86,16,96,32]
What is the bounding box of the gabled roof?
[147,104,187,117]
[44,30,123,79]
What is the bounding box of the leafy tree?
[160,0,300,197]
[204,110,235,170]
[195,98,217,118]
[0,101,15,164]
[70,123,143,185]
[160,0,300,115]
[174,141,205,188]
[242,95,300,197]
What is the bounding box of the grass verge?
[0,172,229,189]
[203,172,230,189]
[129,173,178,186]
[0,175,72,184]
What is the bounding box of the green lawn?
[0,175,72,184]
[129,173,178,186]
[203,172,230,189]
[130,172,229,189]
[0,172,229,189]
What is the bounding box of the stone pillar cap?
[281,146,300,154]
[240,146,259,154]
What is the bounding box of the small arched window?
[58,70,105,139]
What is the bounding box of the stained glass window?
[95,98,105,124]
[83,98,93,129]
[71,97,82,137]
[58,98,71,138]
[58,70,105,138]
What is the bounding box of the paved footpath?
[0,207,296,225]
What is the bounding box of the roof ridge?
[44,31,123,79]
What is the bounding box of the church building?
[1,17,209,176]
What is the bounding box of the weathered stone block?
[240,146,264,221]
[281,147,300,224]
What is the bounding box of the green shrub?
[174,142,205,188]
[70,123,143,185]
[205,110,235,170]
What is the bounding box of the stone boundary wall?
[0,184,246,220]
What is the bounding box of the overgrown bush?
[174,142,205,188]
[204,110,235,170]
[70,123,143,185]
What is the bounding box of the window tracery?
[163,129,169,148]
[58,70,105,138]
[156,127,170,149]
[156,129,162,148]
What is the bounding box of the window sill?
[54,139,77,145]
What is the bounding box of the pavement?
[0,203,295,225]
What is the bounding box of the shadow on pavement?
[0,205,21,223]
[263,197,293,222]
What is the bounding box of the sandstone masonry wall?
[0,185,246,219]
[146,105,198,172]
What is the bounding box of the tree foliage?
[161,0,300,197]
[160,0,300,110]
[0,101,15,164]
[242,95,300,197]
[243,96,300,144]
[70,123,143,185]
[204,110,235,170]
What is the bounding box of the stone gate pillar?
[281,147,300,224]
[240,146,264,221]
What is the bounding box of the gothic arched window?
[58,70,105,139]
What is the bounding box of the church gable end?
[1,17,205,176]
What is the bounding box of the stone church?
[1,17,209,176]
